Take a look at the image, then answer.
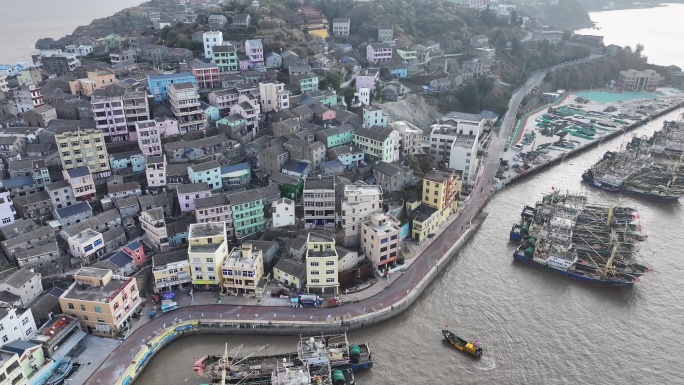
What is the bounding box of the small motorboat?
[442,330,483,358]
[47,356,74,385]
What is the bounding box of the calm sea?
[575,3,684,68]
[0,0,146,63]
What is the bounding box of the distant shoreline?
[589,2,670,12]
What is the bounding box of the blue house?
[147,72,198,102]
[200,101,220,121]
[390,66,408,78]
[109,150,146,173]
[188,160,222,190]
[479,110,500,125]
[327,144,364,169]
[220,162,251,189]
[167,219,190,247]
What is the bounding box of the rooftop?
[442,111,485,123]
[75,267,110,279]
[354,126,395,142]
[55,201,92,218]
[64,276,132,303]
[412,203,439,222]
[305,177,335,190]
[373,161,405,176]
[0,267,38,288]
[152,249,189,269]
[226,189,262,205]
[142,207,165,221]
[32,315,77,344]
[424,169,458,183]
[189,160,220,173]
[223,244,261,269]
[170,82,196,91]
[177,182,211,194]
[2,175,35,189]
[274,258,306,278]
[66,167,90,178]
[195,193,228,209]
[69,228,101,244]
[189,222,225,239]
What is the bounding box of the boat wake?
[473,356,496,371]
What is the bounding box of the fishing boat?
[47,357,74,385]
[441,330,483,358]
[510,222,524,241]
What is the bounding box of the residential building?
[12,85,44,113]
[188,222,228,291]
[108,150,146,173]
[42,53,80,76]
[272,198,295,227]
[54,201,93,227]
[229,96,260,135]
[208,14,228,29]
[470,34,489,47]
[273,258,306,289]
[407,201,440,242]
[332,18,350,36]
[361,212,401,271]
[136,120,163,156]
[63,167,96,201]
[355,68,380,92]
[24,104,57,128]
[58,267,141,337]
[12,192,50,221]
[194,195,233,237]
[17,67,42,86]
[258,82,290,112]
[284,139,326,171]
[226,190,265,239]
[429,122,481,183]
[2,176,36,199]
[146,154,167,189]
[258,145,290,175]
[373,161,416,192]
[290,74,319,93]
[327,145,364,169]
[147,72,197,102]
[178,183,211,213]
[0,75,8,93]
[340,183,383,246]
[169,82,207,133]
[366,43,392,63]
[152,250,191,293]
[221,243,264,296]
[0,190,16,228]
[0,268,43,306]
[212,44,239,73]
[363,106,388,128]
[422,168,461,224]
[68,69,116,97]
[289,64,312,77]
[123,90,150,141]
[303,178,336,229]
[221,162,251,190]
[140,208,169,251]
[389,121,424,157]
[0,136,27,158]
[55,129,110,178]
[0,349,24,385]
[192,61,221,89]
[378,24,394,43]
[618,69,661,91]
[353,126,399,163]
[91,95,128,142]
[0,306,36,345]
[469,0,490,7]
[305,233,339,296]
[14,241,60,270]
[245,39,264,69]
[109,48,137,64]
[396,49,418,64]
[315,125,352,149]
[232,14,252,29]
[1,226,57,262]
[188,161,222,190]
[203,31,223,59]
[138,194,172,217]
[265,52,282,69]
[29,314,85,360]
[67,228,105,265]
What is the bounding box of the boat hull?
[509,230,523,242]
[512,251,636,287]
[441,330,483,358]
[582,173,621,192]
[620,188,680,202]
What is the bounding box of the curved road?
[86,55,604,384]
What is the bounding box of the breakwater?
[504,102,684,187]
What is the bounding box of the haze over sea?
[0,0,146,63]
[575,3,684,68]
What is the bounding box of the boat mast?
[231,344,270,367]
[604,243,617,276]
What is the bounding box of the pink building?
[245,39,264,68]
[208,88,239,115]
[123,240,146,266]
[92,95,128,142]
[355,68,380,91]
[366,43,393,63]
[239,55,251,71]
[177,182,212,213]
[192,62,221,89]
[230,95,261,136]
[63,166,95,201]
[136,117,180,156]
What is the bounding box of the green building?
[315,125,353,148]
[226,190,265,238]
[212,45,239,73]
[291,74,319,93]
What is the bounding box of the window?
[325,261,334,266]
[1,335,7,343]
[311,279,319,283]
[68,303,74,310]
[325,269,335,274]
[83,316,89,321]
[21,317,29,326]
[80,304,86,311]
[326,278,335,283]
[97,317,105,323]
[310,261,319,267]
[1,217,10,224]
[311,270,319,275]
[95,306,103,313]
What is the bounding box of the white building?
[360,212,401,272]
[429,123,480,184]
[332,18,351,36]
[340,183,383,247]
[169,83,207,133]
[140,208,168,251]
[0,190,16,229]
[0,76,8,93]
[0,268,43,306]
[363,105,388,128]
[0,307,37,344]
[258,82,290,113]
[146,155,167,189]
[67,228,105,265]
[221,243,264,296]
[357,87,370,106]
[203,31,224,59]
[272,198,295,227]
[65,44,94,57]
[389,121,424,157]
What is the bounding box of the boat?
[510,222,524,241]
[47,357,74,385]
[441,330,483,358]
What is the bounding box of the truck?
[160,292,178,313]
[297,294,322,307]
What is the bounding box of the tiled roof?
[0,267,38,288]
[56,201,92,218]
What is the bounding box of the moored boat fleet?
[510,191,650,287]
[582,117,684,201]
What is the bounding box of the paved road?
[85,55,605,385]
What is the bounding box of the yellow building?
[407,200,441,242]
[221,243,264,296]
[152,250,192,293]
[58,267,141,338]
[273,259,306,290]
[0,341,45,381]
[0,350,24,385]
[188,222,228,292]
[305,233,339,296]
[309,28,329,39]
[422,169,461,224]
[55,129,111,178]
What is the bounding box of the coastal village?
[0,0,681,384]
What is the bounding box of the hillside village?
[0,0,664,381]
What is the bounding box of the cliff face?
[520,0,593,30]
[378,94,442,129]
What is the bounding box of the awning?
[52,330,87,360]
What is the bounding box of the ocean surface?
[136,112,684,385]
[575,3,684,68]
[0,0,146,63]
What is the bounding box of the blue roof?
[186,148,195,155]
[339,56,355,63]
[56,201,91,218]
[199,101,214,110]
[294,162,309,174]
[246,39,263,47]
[148,72,195,82]
[2,175,34,189]
[480,110,499,119]
[48,287,65,297]
[107,251,133,268]
[66,167,90,178]
[1,341,37,356]
[221,162,250,174]
[299,96,314,106]
[322,160,343,168]
[126,241,142,250]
